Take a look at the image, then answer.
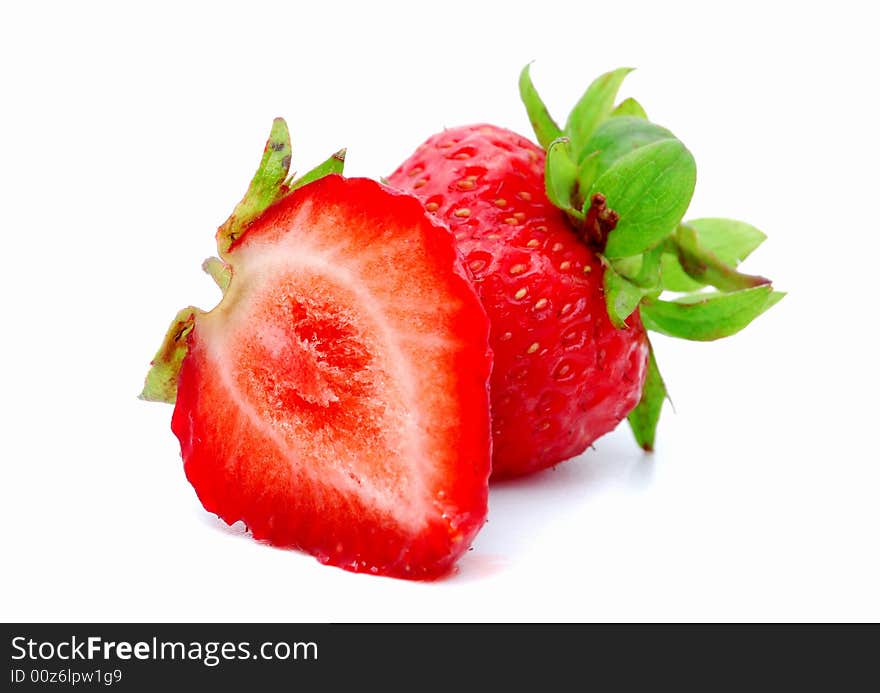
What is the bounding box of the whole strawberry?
[390,66,782,478]
[390,124,648,477]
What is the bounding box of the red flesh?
[172,176,492,579]
[389,125,649,478]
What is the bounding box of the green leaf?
[661,218,768,292]
[763,291,786,311]
[687,218,767,265]
[605,243,663,328]
[633,243,663,290]
[545,138,579,214]
[519,63,563,148]
[139,307,198,403]
[565,67,633,158]
[577,117,675,192]
[660,252,706,292]
[593,139,697,259]
[669,223,770,292]
[574,150,600,203]
[288,148,346,192]
[660,246,706,292]
[611,243,663,287]
[217,118,292,255]
[640,286,783,341]
[604,262,645,328]
[627,342,666,451]
[610,255,642,280]
[202,257,231,292]
[612,97,648,120]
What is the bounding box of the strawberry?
[142,121,492,579]
[390,124,648,477]
[390,66,782,478]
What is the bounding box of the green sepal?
[612,97,648,119]
[565,67,634,161]
[661,218,768,291]
[640,286,783,341]
[611,243,663,287]
[139,307,199,403]
[288,148,346,192]
[216,118,292,256]
[633,243,663,289]
[202,256,231,292]
[610,254,642,280]
[575,150,600,200]
[545,138,580,215]
[660,254,702,292]
[603,262,645,328]
[593,139,697,259]
[577,117,675,192]
[627,341,667,451]
[668,223,769,292]
[605,244,663,328]
[519,64,563,148]
[686,218,768,263]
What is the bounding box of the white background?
[2,0,878,622]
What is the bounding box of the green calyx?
[139,307,198,403]
[216,118,346,256]
[141,119,345,404]
[216,118,292,256]
[519,64,783,450]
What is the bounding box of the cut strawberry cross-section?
[145,144,492,579]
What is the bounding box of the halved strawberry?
[142,123,491,579]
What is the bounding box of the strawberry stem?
[580,193,619,249]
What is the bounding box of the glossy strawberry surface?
[171,176,492,578]
[390,125,649,477]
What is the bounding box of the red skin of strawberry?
[389,125,649,478]
[171,176,492,579]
